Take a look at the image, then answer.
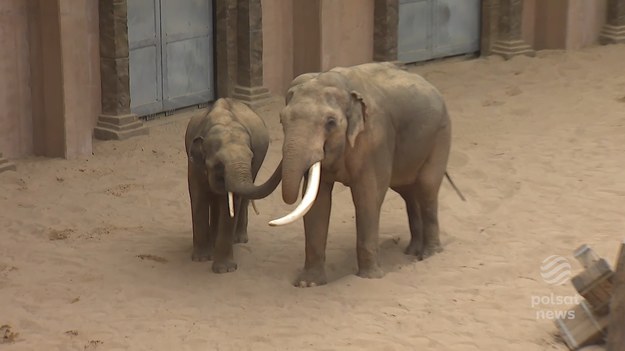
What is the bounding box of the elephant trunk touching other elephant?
[185,98,281,273]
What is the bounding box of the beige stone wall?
[320,0,374,71]
[0,0,33,158]
[522,0,536,47]
[292,0,321,77]
[262,0,294,96]
[565,0,607,50]
[0,0,100,159]
[530,0,606,50]
[58,0,101,158]
[263,0,375,95]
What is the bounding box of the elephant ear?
[347,91,367,148]
[285,89,295,105]
[189,136,205,165]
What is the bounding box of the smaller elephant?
[185,98,281,273]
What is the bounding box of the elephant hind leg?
[393,185,424,260]
[414,124,451,258]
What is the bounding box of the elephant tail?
[445,172,466,202]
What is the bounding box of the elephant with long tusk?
[268,62,455,287]
[185,98,282,274]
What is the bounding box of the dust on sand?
[1,44,624,350]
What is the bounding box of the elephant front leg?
[234,198,249,244]
[212,196,237,273]
[351,176,388,279]
[189,166,212,262]
[295,181,334,287]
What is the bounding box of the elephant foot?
[422,244,443,259]
[191,247,213,262]
[212,259,238,273]
[404,240,442,260]
[234,231,248,244]
[404,241,424,260]
[294,267,327,288]
[357,265,385,279]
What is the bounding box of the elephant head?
[189,123,282,205]
[269,71,366,226]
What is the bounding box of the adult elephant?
[269,62,453,287]
[185,98,282,273]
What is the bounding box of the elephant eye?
[325,116,337,131]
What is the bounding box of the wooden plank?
[572,258,614,315]
[556,300,609,349]
[607,240,625,351]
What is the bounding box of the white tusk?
[251,200,260,215]
[228,192,235,218]
[269,162,321,226]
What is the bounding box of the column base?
[599,24,625,45]
[491,39,535,60]
[231,85,273,110]
[94,113,149,141]
[0,153,16,173]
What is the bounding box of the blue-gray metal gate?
[398,0,480,63]
[127,0,214,116]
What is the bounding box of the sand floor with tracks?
[1,44,625,350]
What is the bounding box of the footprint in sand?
[1,325,19,344]
[0,264,18,280]
[104,183,144,197]
[49,228,74,241]
[481,99,505,107]
[84,340,103,350]
[78,225,143,240]
[137,254,168,263]
[505,85,522,97]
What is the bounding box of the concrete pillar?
[491,0,535,59]
[599,0,625,44]
[480,0,498,56]
[231,0,272,109]
[26,0,100,159]
[373,0,398,62]
[0,152,16,173]
[215,0,239,98]
[94,0,148,140]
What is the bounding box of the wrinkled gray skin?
[279,62,451,287]
[185,98,281,273]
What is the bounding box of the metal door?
[398,0,480,63]
[128,0,162,116]
[128,0,214,116]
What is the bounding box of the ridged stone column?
[231,0,272,109]
[215,0,238,98]
[599,0,625,44]
[0,152,16,173]
[94,0,148,140]
[373,0,398,62]
[491,0,534,59]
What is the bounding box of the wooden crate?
[572,258,614,316]
[556,300,609,350]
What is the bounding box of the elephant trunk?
[224,159,282,200]
[281,139,312,205]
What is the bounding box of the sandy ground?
[2,44,625,351]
